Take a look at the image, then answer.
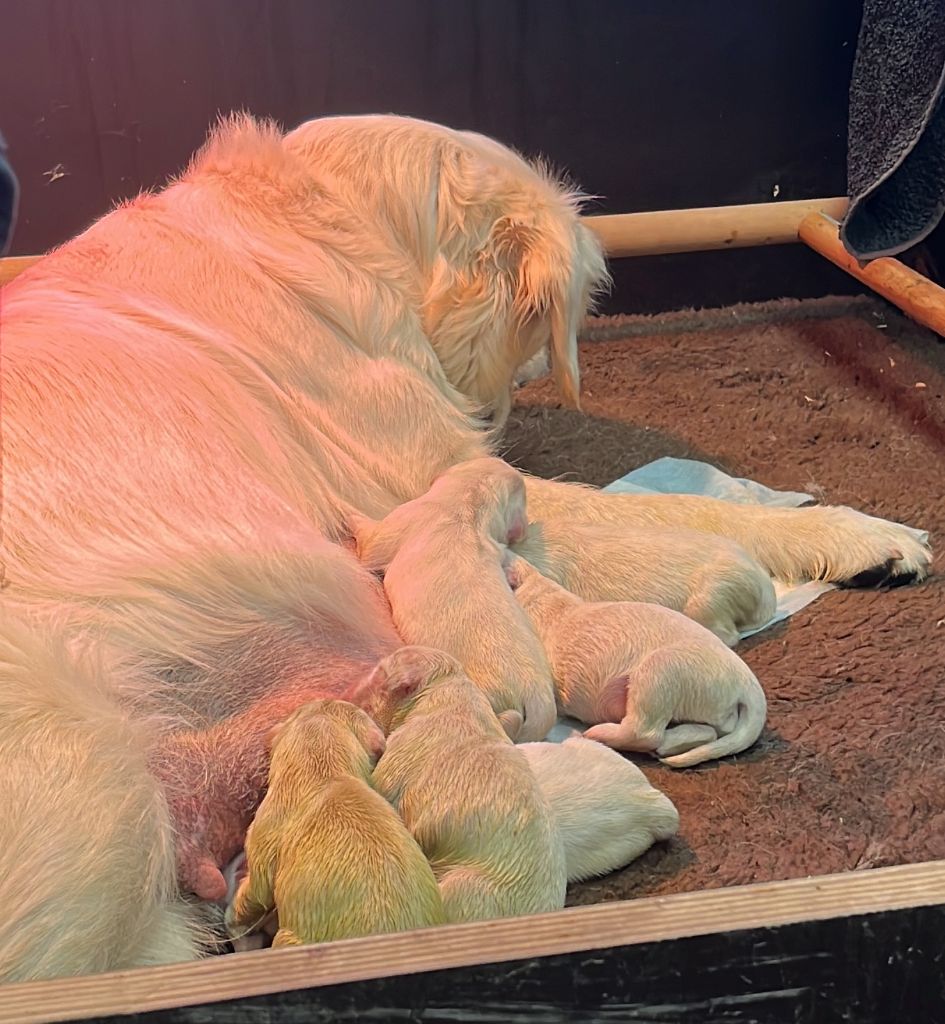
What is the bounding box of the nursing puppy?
[352,646,566,923]
[513,521,777,646]
[225,699,445,946]
[507,558,767,768]
[520,736,680,882]
[350,457,555,742]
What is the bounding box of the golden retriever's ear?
[493,215,582,410]
[549,293,582,410]
[346,509,389,570]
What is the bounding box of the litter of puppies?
[222,459,778,950]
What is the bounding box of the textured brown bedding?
[501,295,945,904]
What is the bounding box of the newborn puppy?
[507,558,768,768]
[352,646,566,923]
[520,736,680,882]
[154,679,351,903]
[350,457,555,742]
[513,520,777,647]
[225,699,445,946]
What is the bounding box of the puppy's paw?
[583,721,659,752]
[655,723,718,759]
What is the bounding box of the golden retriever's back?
[0,112,606,978]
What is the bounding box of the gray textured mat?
[842,0,945,259]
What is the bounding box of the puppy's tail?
[0,614,204,982]
[658,672,768,769]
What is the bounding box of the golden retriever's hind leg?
[522,477,931,588]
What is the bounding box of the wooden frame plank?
[800,210,945,337]
[583,197,849,256]
[2,860,944,1024]
[84,899,945,1023]
[0,254,40,286]
[0,197,850,287]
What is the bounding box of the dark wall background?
[0,0,867,313]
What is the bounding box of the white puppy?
[507,557,768,768]
[350,457,555,742]
[352,646,566,923]
[513,520,777,646]
[520,736,680,882]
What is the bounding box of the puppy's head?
[267,699,387,766]
[351,645,464,733]
[432,457,528,544]
[284,115,610,426]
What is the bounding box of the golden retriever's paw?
[795,506,931,588]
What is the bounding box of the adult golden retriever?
[0,114,930,981]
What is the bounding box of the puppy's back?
[275,776,444,942]
[378,702,563,909]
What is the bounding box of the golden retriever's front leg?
[523,476,931,587]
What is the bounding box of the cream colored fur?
[225,700,445,946]
[350,457,555,741]
[354,646,566,923]
[520,737,680,882]
[509,558,768,768]
[0,111,929,977]
[513,520,777,646]
[0,614,203,982]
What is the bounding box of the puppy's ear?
[371,646,457,702]
[264,720,290,754]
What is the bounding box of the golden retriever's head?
[285,116,610,426]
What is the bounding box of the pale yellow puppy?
[350,457,556,742]
[352,646,567,923]
[513,520,777,647]
[507,558,768,768]
[225,699,445,946]
[520,736,680,882]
